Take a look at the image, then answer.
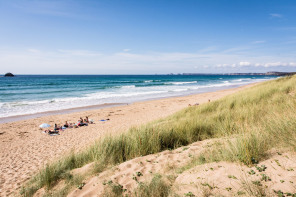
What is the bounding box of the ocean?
[0,75,277,119]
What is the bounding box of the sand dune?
[67,141,296,196]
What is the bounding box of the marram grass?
[20,75,296,196]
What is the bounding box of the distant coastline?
[174,71,296,76]
[2,71,295,76]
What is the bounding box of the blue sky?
[0,0,296,74]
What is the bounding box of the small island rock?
[4,72,14,77]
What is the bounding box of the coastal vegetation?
[20,75,296,196]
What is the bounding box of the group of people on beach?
[44,116,94,135]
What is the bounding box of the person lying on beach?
[77,120,88,126]
[49,130,58,134]
[44,129,59,134]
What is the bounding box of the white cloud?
[239,62,251,66]
[123,49,131,52]
[27,48,41,53]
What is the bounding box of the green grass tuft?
[134,174,171,197]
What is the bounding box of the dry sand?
[0,84,256,196]
[67,141,296,197]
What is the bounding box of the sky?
[0,0,296,74]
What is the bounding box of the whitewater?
[0,75,276,118]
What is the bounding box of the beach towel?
[49,133,60,136]
[100,119,110,121]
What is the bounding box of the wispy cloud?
[197,46,218,53]
[270,13,283,18]
[58,49,102,57]
[1,47,296,74]
[277,27,296,31]
[27,48,41,53]
[222,46,251,54]
[10,0,89,19]
[252,40,266,44]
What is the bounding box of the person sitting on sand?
[54,124,59,132]
[64,121,69,128]
[69,123,73,128]
[84,116,89,123]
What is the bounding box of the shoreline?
[0,103,127,124]
[0,82,260,196]
[0,82,261,124]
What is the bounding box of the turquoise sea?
[0,75,277,118]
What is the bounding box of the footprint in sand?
[126,163,132,168]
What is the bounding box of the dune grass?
[102,174,172,197]
[20,75,296,196]
[134,174,172,197]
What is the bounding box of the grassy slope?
[21,76,296,196]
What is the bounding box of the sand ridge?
[0,84,256,196]
[67,140,211,197]
[67,142,296,196]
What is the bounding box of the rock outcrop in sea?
[4,72,14,77]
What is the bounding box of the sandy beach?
[0,83,256,196]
